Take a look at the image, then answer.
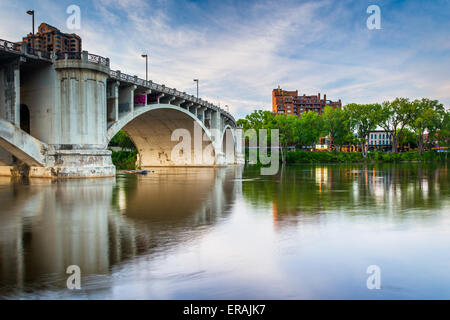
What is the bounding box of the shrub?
[111,150,138,170]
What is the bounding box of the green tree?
[237,110,275,132]
[378,98,412,153]
[436,111,450,152]
[409,98,445,157]
[109,130,136,150]
[274,114,298,164]
[322,106,351,151]
[398,128,417,150]
[345,103,381,157]
[296,111,324,149]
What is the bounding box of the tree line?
[237,98,450,163]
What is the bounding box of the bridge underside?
[122,108,216,167]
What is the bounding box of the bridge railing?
[87,52,109,66]
[0,39,21,53]
[55,51,110,67]
[0,39,52,61]
[108,68,235,123]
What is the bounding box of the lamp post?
[193,79,199,99]
[141,54,148,82]
[27,10,35,35]
[27,10,35,50]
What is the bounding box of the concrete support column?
[157,93,165,104]
[190,105,198,117]
[183,102,193,110]
[119,85,136,115]
[0,60,22,126]
[197,107,206,122]
[235,127,245,164]
[144,89,151,106]
[26,59,116,178]
[13,63,20,127]
[204,109,211,129]
[134,89,150,108]
[107,81,120,123]
[210,110,225,165]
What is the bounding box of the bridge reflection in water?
[0,166,243,298]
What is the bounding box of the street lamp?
[141,54,148,82]
[193,79,199,99]
[27,10,35,50]
[27,10,35,35]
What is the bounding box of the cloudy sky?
[0,0,449,119]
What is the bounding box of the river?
[0,163,449,299]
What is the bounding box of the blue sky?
[0,0,449,119]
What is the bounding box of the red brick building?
[272,86,342,116]
[19,22,81,53]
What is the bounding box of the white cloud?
[1,0,449,119]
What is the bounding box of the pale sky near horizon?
[1,0,449,119]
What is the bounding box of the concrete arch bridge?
[0,39,242,178]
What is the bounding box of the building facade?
[368,130,393,151]
[272,87,342,116]
[19,23,81,53]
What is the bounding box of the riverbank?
[111,149,448,169]
[285,150,448,163]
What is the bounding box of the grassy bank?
[285,150,448,163]
[111,150,138,170]
[111,149,448,169]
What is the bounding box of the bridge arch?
[107,104,218,167]
[221,125,237,165]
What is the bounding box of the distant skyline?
[1,0,449,119]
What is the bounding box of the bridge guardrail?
[0,39,21,52]
[108,67,235,123]
[55,51,109,67]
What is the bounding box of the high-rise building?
[19,22,81,53]
[272,86,342,116]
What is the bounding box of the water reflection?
[0,163,449,299]
[0,166,242,298]
[242,163,449,224]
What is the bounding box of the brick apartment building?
[272,86,342,117]
[19,22,81,53]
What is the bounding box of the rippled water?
[0,163,449,299]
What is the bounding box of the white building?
[368,130,393,150]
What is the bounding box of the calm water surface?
[0,163,449,299]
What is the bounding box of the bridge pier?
[29,149,114,178]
